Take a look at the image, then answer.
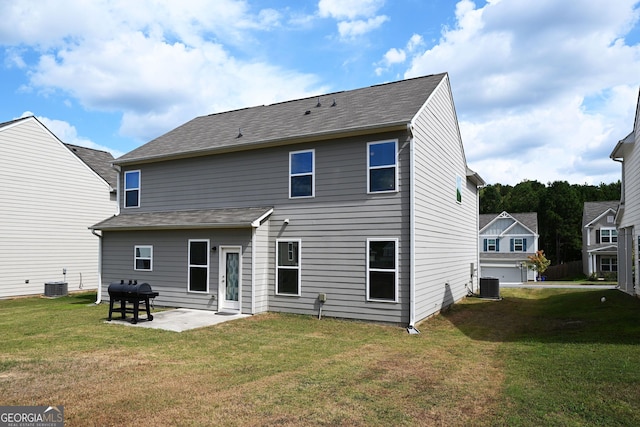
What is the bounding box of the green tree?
[479,184,503,214]
[503,180,546,213]
[539,181,582,264]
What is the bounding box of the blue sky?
[1,0,639,185]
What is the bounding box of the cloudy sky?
[1,0,639,185]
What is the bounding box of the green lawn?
[1,288,639,426]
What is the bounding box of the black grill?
[107,280,159,324]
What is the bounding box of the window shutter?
[596,230,600,244]
[523,238,527,251]
[510,239,514,252]
[483,239,487,251]
[496,239,500,251]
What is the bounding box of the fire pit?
[107,280,159,324]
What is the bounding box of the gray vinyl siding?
[412,76,479,323]
[101,228,253,311]
[119,131,404,212]
[111,131,410,323]
[252,222,270,314]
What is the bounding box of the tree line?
[479,180,621,265]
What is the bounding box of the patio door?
[219,247,241,312]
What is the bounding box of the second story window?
[484,238,499,252]
[511,238,526,252]
[599,228,618,243]
[290,150,314,198]
[124,170,140,208]
[368,141,397,193]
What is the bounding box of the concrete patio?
[105,308,250,332]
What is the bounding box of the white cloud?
[406,34,424,52]
[383,48,406,64]
[318,0,385,20]
[19,111,125,157]
[337,15,389,39]
[3,0,324,142]
[401,0,640,184]
[318,0,388,39]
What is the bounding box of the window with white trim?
[484,238,498,252]
[188,240,209,293]
[456,175,462,203]
[124,170,140,208]
[367,239,398,302]
[134,245,153,271]
[276,240,301,295]
[368,141,397,193]
[601,257,617,272]
[289,150,314,198]
[601,228,618,243]
[511,238,526,252]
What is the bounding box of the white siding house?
[610,88,640,296]
[479,212,539,283]
[0,116,117,298]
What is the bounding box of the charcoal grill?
[107,280,159,324]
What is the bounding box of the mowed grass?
[1,288,639,426]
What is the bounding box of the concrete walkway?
[105,308,250,332]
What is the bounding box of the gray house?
[479,212,539,283]
[582,201,618,278]
[91,73,485,328]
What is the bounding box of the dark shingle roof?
[479,212,538,234]
[115,73,448,165]
[582,201,618,226]
[65,144,117,188]
[91,206,273,231]
[0,117,30,129]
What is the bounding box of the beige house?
[0,116,117,298]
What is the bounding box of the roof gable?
[583,201,618,227]
[1,116,114,190]
[115,73,448,165]
[479,211,538,236]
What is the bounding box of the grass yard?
[1,288,639,426]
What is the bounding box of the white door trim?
[218,246,242,312]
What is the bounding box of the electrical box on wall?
[318,293,327,302]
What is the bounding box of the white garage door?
[481,267,523,284]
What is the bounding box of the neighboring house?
[610,88,640,297]
[0,116,118,298]
[479,212,539,283]
[581,201,618,278]
[91,73,485,328]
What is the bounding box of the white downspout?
[91,229,102,304]
[407,122,419,334]
[113,164,121,215]
[251,226,257,315]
